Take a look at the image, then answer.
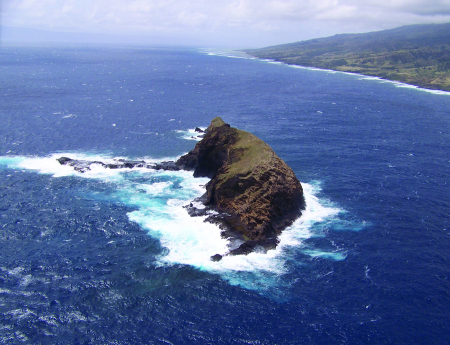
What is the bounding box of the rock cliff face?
[177,117,305,253]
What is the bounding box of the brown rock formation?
[176,117,305,252]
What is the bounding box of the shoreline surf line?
[201,47,450,96]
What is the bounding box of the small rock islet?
[57,117,305,259]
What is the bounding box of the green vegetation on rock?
[245,23,450,91]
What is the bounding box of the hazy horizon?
[3,0,450,48]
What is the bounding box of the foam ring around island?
[0,147,353,291]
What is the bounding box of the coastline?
[199,48,450,95]
[242,23,450,94]
[242,52,450,96]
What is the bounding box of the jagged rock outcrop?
[57,157,181,173]
[176,117,305,255]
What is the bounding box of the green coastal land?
[245,23,450,92]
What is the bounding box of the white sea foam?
[0,153,177,180]
[174,128,206,141]
[0,153,356,290]
[306,67,450,95]
[122,170,229,267]
[0,153,125,180]
[133,179,346,289]
[199,49,253,60]
[302,250,347,261]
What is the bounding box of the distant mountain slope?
[245,23,450,91]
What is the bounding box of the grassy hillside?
[245,23,450,91]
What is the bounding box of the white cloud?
[3,0,450,46]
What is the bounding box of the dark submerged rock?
[228,238,279,256]
[57,156,181,172]
[57,157,73,165]
[57,157,106,173]
[210,254,223,262]
[152,161,181,171]
[183,202,211,217]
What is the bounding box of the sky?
[2,0,450,48]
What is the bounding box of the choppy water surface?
[1,45,450,344]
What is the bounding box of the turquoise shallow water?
[1,45,450,344]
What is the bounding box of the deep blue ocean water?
[1,45,450,344]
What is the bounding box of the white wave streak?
[250,57,450,97]
[174,128,206,141]
[199,49,254,60]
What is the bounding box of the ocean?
[1,45,450,344]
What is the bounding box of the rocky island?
[57,118,305,259]
[177,117,305,258]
